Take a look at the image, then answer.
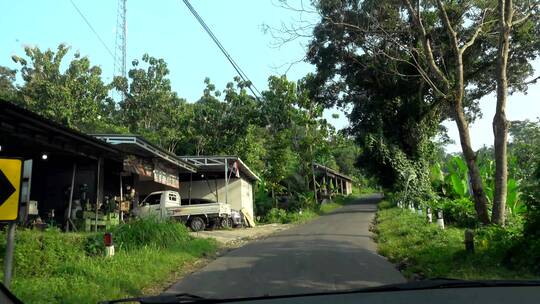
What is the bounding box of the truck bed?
[170,203,230,217]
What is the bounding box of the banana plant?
[444,156,469,198]
[507,178,525,214]
[434,155,524,215]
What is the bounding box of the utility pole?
[114,0,127,82]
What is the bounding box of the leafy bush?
[286,210,318,223]
[514,163,540,274]
[111,217,190,250]
[378,200,394,210]
[254,183,274,218]
[84,217,191,253]
[440,198,478,228]
[265,208,289,223]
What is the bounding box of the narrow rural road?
[165,194,405,298]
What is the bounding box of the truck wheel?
[220,217,232,229]
[189,217,205,232]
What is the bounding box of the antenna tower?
[114,0,127,80]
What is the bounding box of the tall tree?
[114,54,190,152]
[492,0,540,225]
[11,44,115,132]
[295,74,328,201]
[260,75,298,203]
[298,0,540,223]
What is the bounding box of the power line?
[181,0,263,99]
[69,0,115,60]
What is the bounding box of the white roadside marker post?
[426,207,433,223]
[104,232,115,257]
[436,210,445,229]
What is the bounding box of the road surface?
[165,194,405,298]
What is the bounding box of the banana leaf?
[450,174,468,197]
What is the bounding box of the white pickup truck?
[133,190,232,231]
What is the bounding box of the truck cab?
[134,190,233,231]
[135,190,180,218]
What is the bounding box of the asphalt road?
[165,194,405,298]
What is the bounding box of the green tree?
[114,54,190,152]
[260,75,298,203]
[509,119,540,181]
[11,44,116,132]
[0,66,17,101]
[301,0,540,223]
[491,0,540,225]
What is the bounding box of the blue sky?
[1,0,539,153]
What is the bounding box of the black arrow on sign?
[0,169,16,207]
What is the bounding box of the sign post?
[0,158,23,288]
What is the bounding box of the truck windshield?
[144,194,161,205]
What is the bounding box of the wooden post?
[224,158,228,204]
[465,229,475,253]
[66,162,77,232]
[119,174,123,222]
[188,172,192,205]
[95,157,103,232]
[3,223,16,288]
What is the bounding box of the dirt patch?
[189,223,294,247]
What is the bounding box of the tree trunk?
[454,103,491,224]
[451,36,491,225]
[492,0,512,225]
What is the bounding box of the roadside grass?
[0,218,218,304]
[374,205,537,280]
[264,193,363,224]
[354,186,380,196]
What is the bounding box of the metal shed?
[178,156,260,219]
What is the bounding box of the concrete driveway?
[165,194,405,298]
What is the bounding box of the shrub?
[265,208,289,224]
[378,200,394,210]
[428,198,478,228]
[110,217,191,250]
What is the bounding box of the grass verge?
[0,218,218,304]
[374,205,537,280]
[265,194,362,224]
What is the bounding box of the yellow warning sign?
[0,158,22,222]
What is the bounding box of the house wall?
[179,178,254,218]
[345,181,352,195]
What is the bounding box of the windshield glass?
[1,0,540,303]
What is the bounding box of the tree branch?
[511,1,539,26]
[403,0,450,92]
[435,0,460,54]
[460,9,491,55]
